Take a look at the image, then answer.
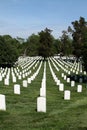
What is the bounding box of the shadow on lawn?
[67,74,87,83]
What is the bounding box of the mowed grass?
[0,60,87,130]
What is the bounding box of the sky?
[0,0,87,39]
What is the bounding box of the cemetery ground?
[0,57,87,130]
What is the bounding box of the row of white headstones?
[0,57,40,83]
[0,56,86,112]
[37,62,46,112]
[1,57,42,76]
[0,56,43,111]
[52,57,85,75]
[48,57,86,100]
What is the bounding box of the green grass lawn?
[0,60,87,130]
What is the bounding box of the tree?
[81,26,87,71]
[0,35,19,67]
[68,17,87,60]
[38,28,54,59]
[60,30,73,57]
[26,34,40,56]
[53,39,62,55]
[82,43,87,71]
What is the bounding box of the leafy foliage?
[60,30,73,56]
[0,35,19,67]
[68,17,87,59]
[38,28,54,59]
[26,34,40,56]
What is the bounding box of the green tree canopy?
[26,34,40,56]
[38,28,54,59]
[0,35,19,67]
[68,17,87,59]
[60,30,73,56]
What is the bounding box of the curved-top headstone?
[23,80,27,87]
[59,83,64,91]
[77,85,82,92]
[0,94,6,111]
[64,90,70,100]
[37,97,46,112]
[14,84,20,94]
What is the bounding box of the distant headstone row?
[48,57,85,101]
[37,62,46,112]
[0,56,86,112]
[0,56,42,111]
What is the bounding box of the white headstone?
[0,75,2,81]
[27,78,31,84]
[37,97,46,112]
[18,75,22,80]
[23,80,27,87]
[64,75,66,80]
[22,74,25,78]
[54,75,58,82]
[61,73,64,78]
[25,73,28,77]
[64,90,70,100]
[76,71,78,74]
[31,76,34,81]
[12,76,16,83]
[70,68,72,71]
[14,84,20,94]
[84,71,86,75]
[59,83,64,91]
[68,71,70,75]
[40,87,46,97]
[56,80,60,85]
[71,81,75,87]
[4,78,9,85]
[77,85,82,92]
[73,70,75,73]
[67,78,70,83]
[0,94,6,111]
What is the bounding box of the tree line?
[0,17,87,71]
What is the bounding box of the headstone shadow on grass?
[0,63,14,68]
[67,74,87,83]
